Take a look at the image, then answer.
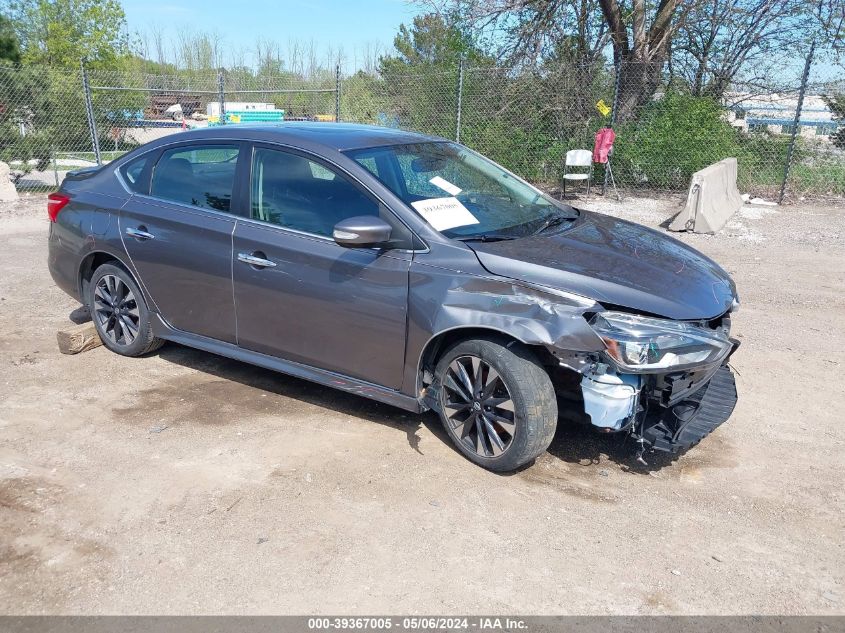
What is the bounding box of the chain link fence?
[343,60,844,201]
[2,59,842,200]
[0,64,93,189]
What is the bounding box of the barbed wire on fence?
[1,59,842,199]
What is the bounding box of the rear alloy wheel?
[88,263,164,357]
[435,338,558,472]
[94,274,140,347]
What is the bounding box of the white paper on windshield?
[429,176,462,196]
[411,197,479,231]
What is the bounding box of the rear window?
[150,145,240,212]
[120,154,152,193]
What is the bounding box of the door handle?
[126,227,155,240]
[238,252,277,268]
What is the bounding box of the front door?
[120,143,245,343]
[232,146,413,389]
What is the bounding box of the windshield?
[346,142,577,239]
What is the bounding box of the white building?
[725,93,839,139]
[206,102,277,117]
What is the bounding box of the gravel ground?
[0,192,843,615]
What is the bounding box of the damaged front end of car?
[415,272,740,464]
[556,309,740,463]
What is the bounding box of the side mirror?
[333,216,393,248]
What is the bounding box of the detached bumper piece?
[639,364,737,453]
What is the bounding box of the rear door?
[232,145,414,389]
[120,142,246,343]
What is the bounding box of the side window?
[251,148,381,237]
[120,154,152,194]
[151,145,240,212]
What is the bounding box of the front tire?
[88,263,164,357]
[434,337,557,472]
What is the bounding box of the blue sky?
[119,1,840,82]
[121,0,420,70]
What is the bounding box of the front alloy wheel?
[435,337,558,472]
[442,355,516,458]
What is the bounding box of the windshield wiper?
[533,213,575,235]
[455,234,518,243]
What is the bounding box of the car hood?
[467,211,736,320]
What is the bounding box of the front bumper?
[638,364,737,453]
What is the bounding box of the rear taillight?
[47,193,70,222]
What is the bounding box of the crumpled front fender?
[403,262,606,396]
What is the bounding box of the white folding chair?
[563,149,593,198]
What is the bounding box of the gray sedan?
[47,123,739,471]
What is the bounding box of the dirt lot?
[1,192,843,615]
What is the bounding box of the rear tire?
[88,263,164,357]
[434,337,557,472]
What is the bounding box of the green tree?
[432,0,690,120]
[0,65,56,172]
[0,14,20,64]
[823,94,845,150]
[375,13,493,139]
[3,0,130,67]
[380,13,490,73]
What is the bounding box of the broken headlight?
[589,311,732,373]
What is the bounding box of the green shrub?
[613,92,744,189]
[733,132,789,195]
[462,123,555,181]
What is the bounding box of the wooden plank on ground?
[57,322,102,355]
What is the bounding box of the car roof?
[165,122,441,152]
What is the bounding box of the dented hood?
[468,211,736,320]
